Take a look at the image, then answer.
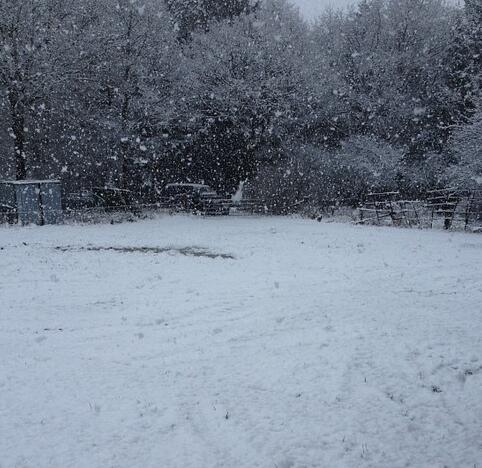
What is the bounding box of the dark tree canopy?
[165,0,258,39]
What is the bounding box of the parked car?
[65,187,137,211]
[0,203,17,224]
[92,187,138,212]
[160,183,230,215]
[65,190,96,211]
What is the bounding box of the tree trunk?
[13,113,27,180]
[9,91,27,180]
[119,93,131,190]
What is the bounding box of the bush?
[448,103,482,190]
[246,136,403,214]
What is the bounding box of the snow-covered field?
[1,216,482,468]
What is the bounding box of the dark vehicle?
[0,203,17,224]
[65,190,96,211]
[160,183,230,215]
[65,188,136,211]
[92,187,137,211]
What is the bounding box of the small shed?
[0,180,63,225]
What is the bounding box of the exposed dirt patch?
[54,245,235,260]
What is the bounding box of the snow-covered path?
[1,216,481,468]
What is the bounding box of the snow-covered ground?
[1,215,482,468]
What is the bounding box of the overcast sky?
[291,0,461,19]
[290,0,355,19]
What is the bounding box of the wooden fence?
[359,189,482,231]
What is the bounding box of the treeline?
[0,0,481,211]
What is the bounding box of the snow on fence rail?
[61,199,270,223]
[359,189,482,231]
